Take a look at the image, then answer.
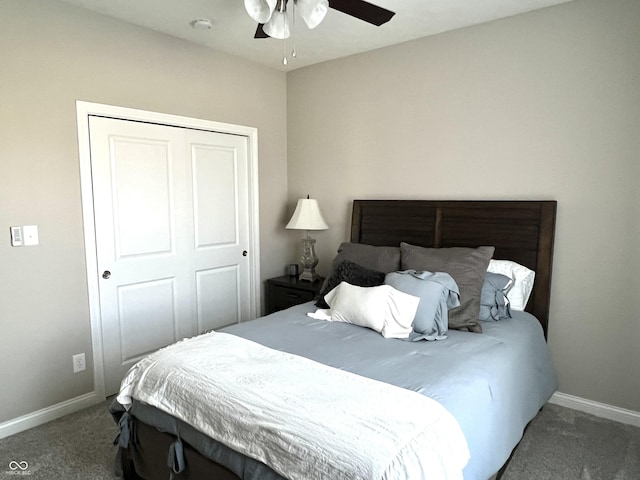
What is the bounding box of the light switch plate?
[10,226,23,246]
[23,225,39,246]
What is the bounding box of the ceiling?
[58,0,573,71]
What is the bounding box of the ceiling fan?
[244,0,396,40]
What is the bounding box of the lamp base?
[298,236,319,282]
[299,267,319,282]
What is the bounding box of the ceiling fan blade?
[254,24,270,38]
[329,0,395,26]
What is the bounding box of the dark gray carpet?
[502,404,640,480]
[0,401,118,479]
[0,401,638,479]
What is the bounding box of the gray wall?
[288,0,640,411]
[0,0,289,423]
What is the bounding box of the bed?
[111,199,558,480]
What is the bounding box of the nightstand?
[265,275,325,315]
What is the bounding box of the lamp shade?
[263,9,290,39]
[297,0,329,29]
[286,198,328,230]
[244,0,277,23]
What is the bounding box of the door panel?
[195,266,240,333]
[192,144,237,247]
[89,116,252,394]
[186,129,251,335]
[118,278,177,362]
[112,137,174,257]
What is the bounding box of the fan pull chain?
[291,0,297,58]
[282,0,289,65]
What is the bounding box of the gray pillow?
[332,242,401,273]
[479,272,512,321]
[400,243,495,332]
[384,270,460,341]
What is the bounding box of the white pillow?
[324,282,419,339]
[487,260,535,311]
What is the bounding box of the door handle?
[102,270,111,279]
[242,250,248,257]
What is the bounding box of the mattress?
[113,301,558,480]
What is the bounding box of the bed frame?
[351,200,557,337]
[117,199,557,480]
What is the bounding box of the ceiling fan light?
[244,0,277,24]
[296,0,328,29]
[263,10,290,39]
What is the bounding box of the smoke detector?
[191,18,213,30]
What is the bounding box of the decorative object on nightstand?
[286,195,328,282]
[266,275,325,314]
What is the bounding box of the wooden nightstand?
[265,275,325,315]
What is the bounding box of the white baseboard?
[0,391,101,440]
[550,391,640,428]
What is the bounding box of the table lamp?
[286,196,328,281]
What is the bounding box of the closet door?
[89,116,252,394]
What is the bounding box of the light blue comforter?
[222,302,558,480]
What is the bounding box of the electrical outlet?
[73,353,86,373]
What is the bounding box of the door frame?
[76,101,261,399]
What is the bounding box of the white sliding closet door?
[89,116,252,394]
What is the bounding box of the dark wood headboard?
[350,200,557,337]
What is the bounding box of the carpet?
[502,404,640,480]
[0,400,118,479]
